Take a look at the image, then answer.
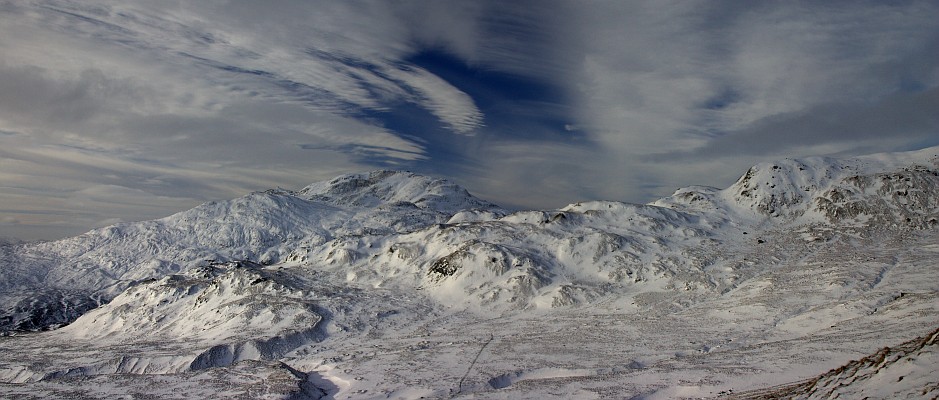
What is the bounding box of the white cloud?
[381,65,484,134]
[559,1,939,200]
[0,0,482,239]
[1,0,937,239]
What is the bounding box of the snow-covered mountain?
[0,148,937,398]
[0,170,501,332]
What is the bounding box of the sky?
[1,0,938,241]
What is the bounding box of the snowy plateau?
[1,147,938,399]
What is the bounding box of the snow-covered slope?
[62,260,324,343]
[733,327,939,399]
[654,146,939,223]
[319,201,729,312]
[0,170,502,332]
[0,147,937,398]
[795,327,939,399]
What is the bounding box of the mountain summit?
[298,170,500,212]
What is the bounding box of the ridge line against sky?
[1,0,938,241]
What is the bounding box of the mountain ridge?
[0,146,937,398]
[2,147,937,331]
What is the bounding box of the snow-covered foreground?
[0,148,937,398]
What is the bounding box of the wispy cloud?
[0,0,489,239]
[558,1,939,198]
[1,0,937,240]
